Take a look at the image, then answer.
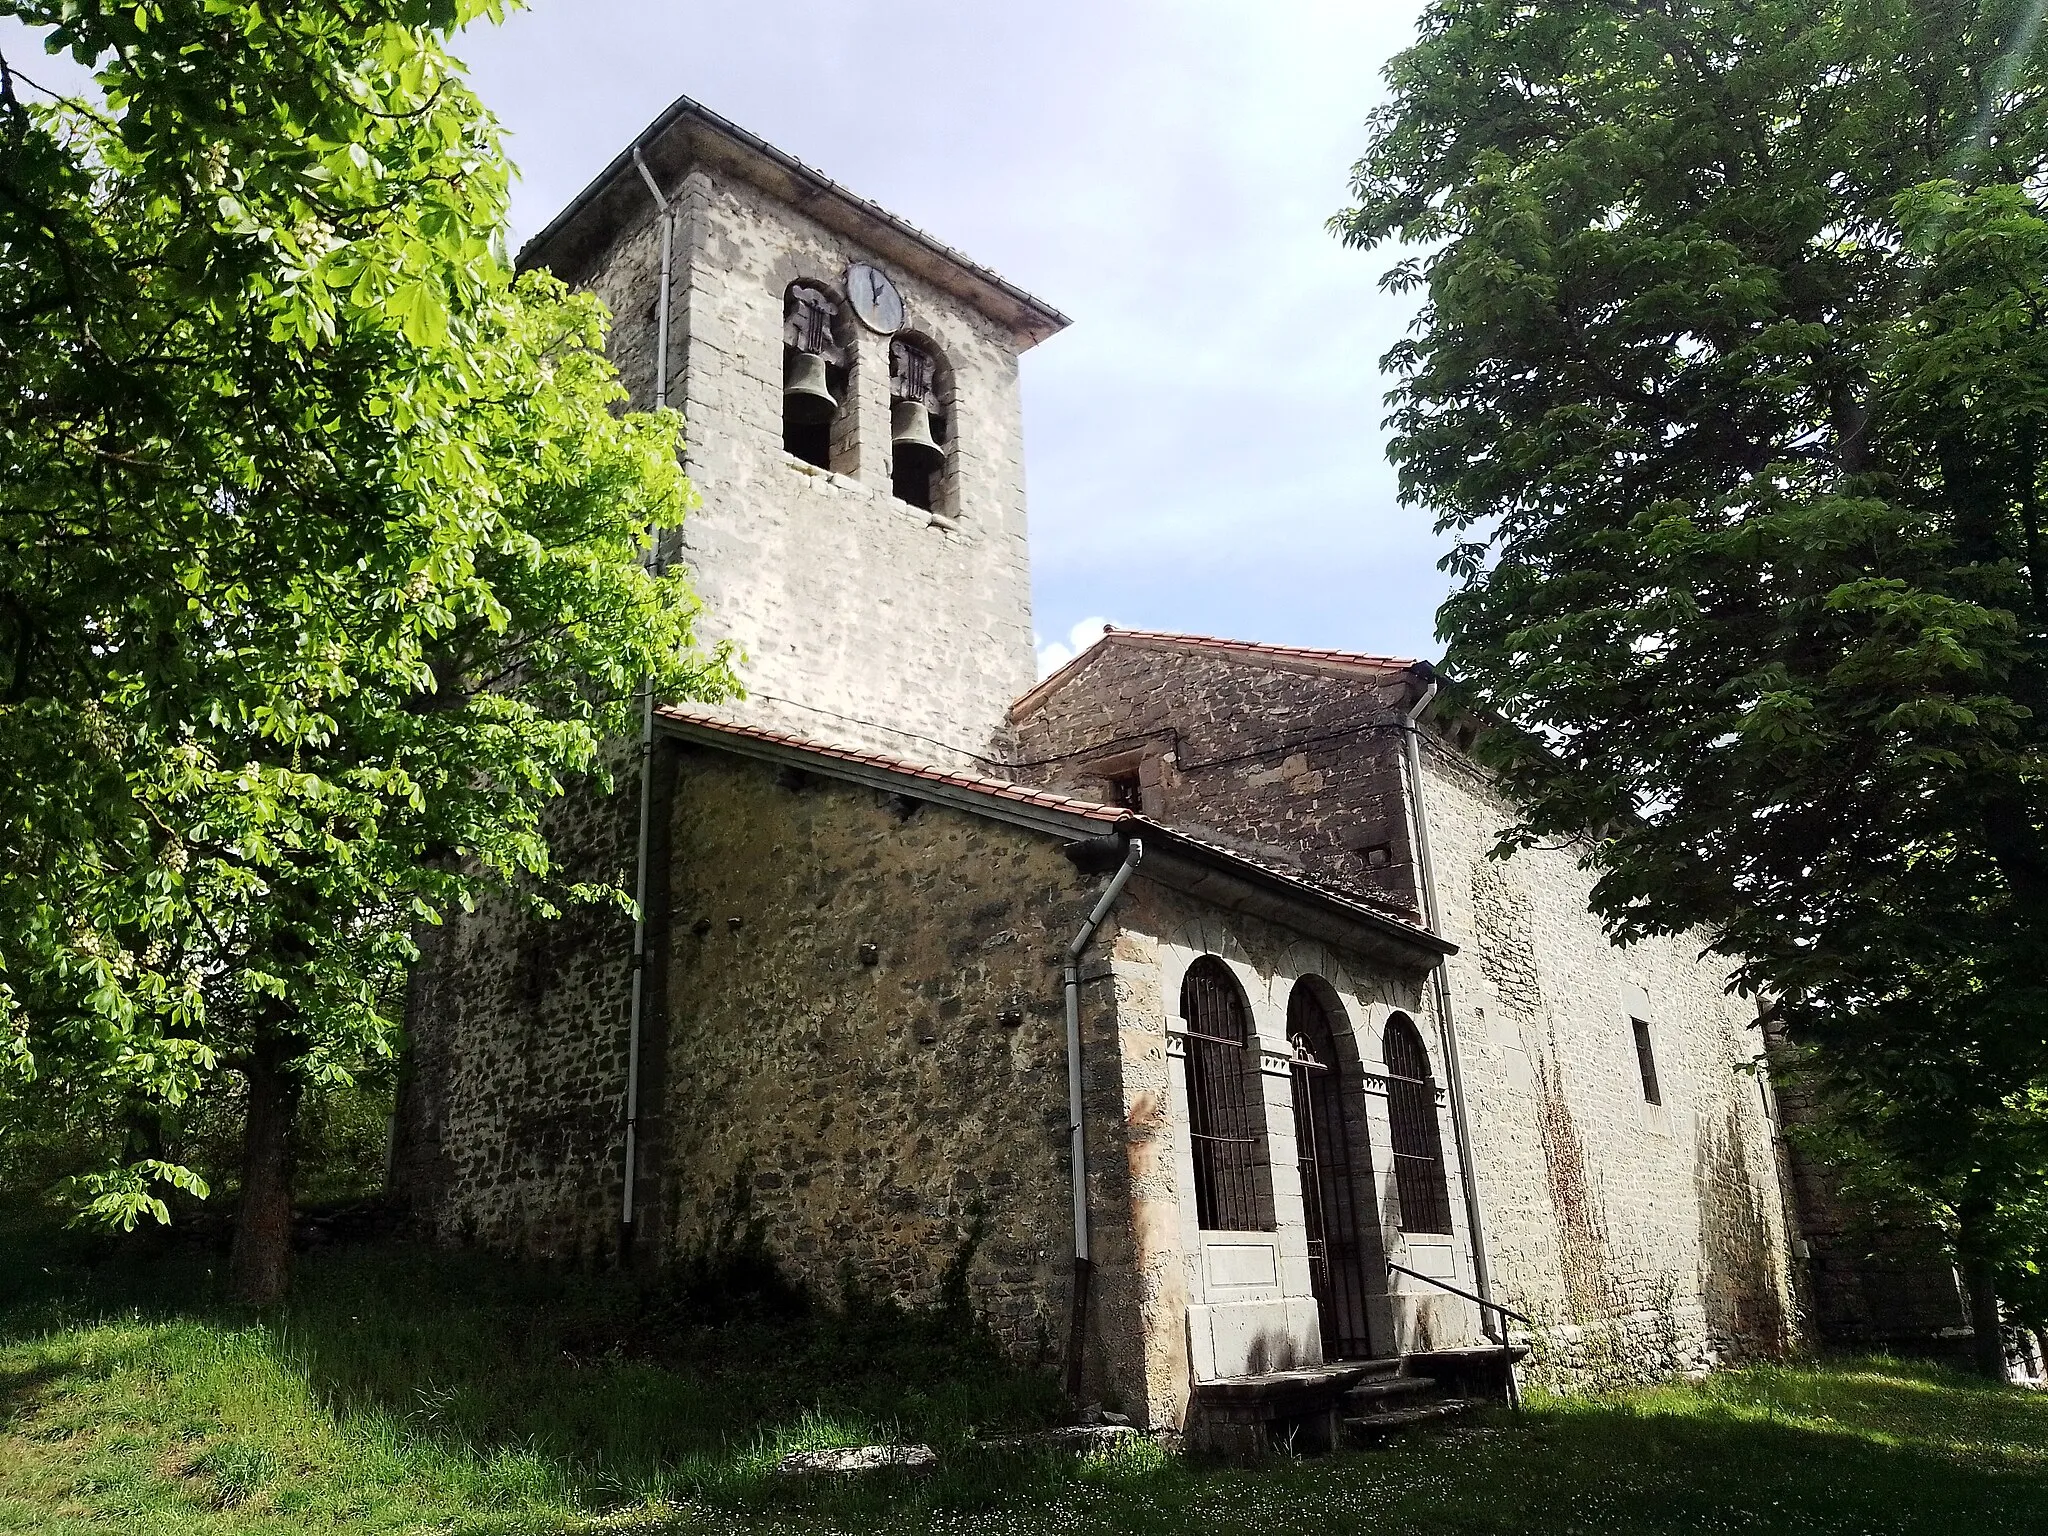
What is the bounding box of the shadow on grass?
[1443,1376,2044,1534]
[3,1219,2045,1533]
[0,1216,1074,1515]
[640,1363,2048,1535]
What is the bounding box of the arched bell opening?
[783,281,851,470]
[888,333,952,513]
[1287,978,1381,1360]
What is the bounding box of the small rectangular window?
[1631,1018,1662,1105]
[1106,772,1142,810]
[1757,1059,1782,1138]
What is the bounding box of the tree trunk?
[1957,1199,2008,1382]
[227,1033,299,1305]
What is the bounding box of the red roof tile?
[654,704,1127,823]
[1011,626,1425,721]
[654,704,1452,956]
[1102,626,1421,672]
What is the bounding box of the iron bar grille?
[1289,984,1375,1359]
[889,336,939,406]
[1384,1012,1454,1235]
[785,284,838,356]
[1181,957,1264,1231]
[1632,1018,1663,1105]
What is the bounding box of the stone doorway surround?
[1136,925,1486,1393]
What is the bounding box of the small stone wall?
[1769,1066,1970,1357]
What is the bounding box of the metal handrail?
[1386,1260,1533,1327]
[1386,1260,1530,1414]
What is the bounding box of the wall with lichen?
[650,745,1110,1364]
[1421,741,1799,1385]
[396,729,1463,1427]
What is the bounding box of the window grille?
[1289,982,1374,1359]
[1632,1018,1663,1105]
[1384,1012,1453,1235]
[1181,957,1265,1231]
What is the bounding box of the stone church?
[393,93,1877,1442]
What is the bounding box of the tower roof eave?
[517,92,1070,350]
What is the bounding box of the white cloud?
[1035,615,1110,679]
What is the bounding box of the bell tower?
[518,96,1067,766]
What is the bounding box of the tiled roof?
[652,705,1450,955]
[1011,626,1427,720]
[520,94,1067,346]
[1143,819,1427,926]
[1102,627,1422,672]
[654,705,1125,824]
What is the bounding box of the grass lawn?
[2,1225,2044,1534]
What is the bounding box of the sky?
[4,2,1447,675]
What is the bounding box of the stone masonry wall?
[1769,1062,1970,1357]
[654,744,1116,1362]
[1420,742,1799,1385]
[1010,641,1423,914]
[1011,641,1800,1387]
[1097,877,1462,1430]
[394,768,641,1265]
[558,164,1038,768]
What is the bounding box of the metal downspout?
[1400,683,1502,1346]
[633,147,674,414]
[620,147,675,1247]
[1063,836,1144,1397]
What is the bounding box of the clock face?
[844,262,906,335]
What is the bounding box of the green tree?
[1338,0,2048,1373]
[0,1,731,1300]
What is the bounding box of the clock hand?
[870,270,885,303]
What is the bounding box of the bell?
[890,398,946,473]
[783,350,838,424]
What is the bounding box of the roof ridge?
[519,92,1067,345]
[654,704,1124,821]
[1011,627,1428,722]
[655,705,1451,957]
[1101,625,1424,670]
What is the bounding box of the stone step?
[1342,1399,1475,1440]
[1192,1362,1376,1409]
[1340,1375,1440,1412]
[1344,1355,1408,1380]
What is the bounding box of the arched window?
[1288,980,1375,1359]
[1181,957,1267,1231]
[783,282,848,470]
[1383,1012,1453,1235]
[888,335,949,511]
